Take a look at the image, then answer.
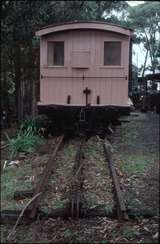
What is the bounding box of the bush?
[7,119,44,158]
[18,118,40,135]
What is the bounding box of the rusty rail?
[28,135,64,219]
[103,142,128,220]
[14,190,34,200]
[1,135,134,223]
[70,138,85,218]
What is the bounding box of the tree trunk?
[142,49,148,78]
[31,80,37,118]
[14,46,23,122]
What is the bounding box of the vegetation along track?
[1,134,156,224]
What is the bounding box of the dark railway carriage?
[36,21,133,134]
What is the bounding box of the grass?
[7,132,43,159]
[86,194,98,208]
[1,161,33,210]
[6,118,44,159]
[39,142,76,210]
[101,241,108,244]
[0,225,34,244]
[40,196,69,210]
[85,141,100,159]
[121,155,151,174]
[63,229,72,237]
[122,226,136,240]
[83,137,114,208]
[63,144,75,159]
[109,225,137,241]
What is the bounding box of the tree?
[1,1,45,120]
[128,1,160,76]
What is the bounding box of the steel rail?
[103,142,128,220]
[29,135,64,219]
[70,137,85,218]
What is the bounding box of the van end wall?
[39,29,130,106]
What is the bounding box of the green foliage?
[122,226,136,240]
[86,194,98,208]
[7,119,43,158]
[63,144,75,158]
[63,229,72,237]
[85,140,100,159]
[128,2,160,74]
[122,156,150,174]
[8,132,42,156]
[105,204,113,214]
[101,241,108,244]
[1,162,33,210]
[126,196,142,211]
[18,118,40,135]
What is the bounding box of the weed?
[63,145,75,158]
[54,199,68,208]
[101,241,108,244]
[1,163,33,210]
[85,146,98,159]
[18,118,41,134]
[122,226,136,240]
[86,195,98,208]
[121,155,150,174]
[6,119,44,158]
[125,191,142,210]
[63,229,72,237]
[105,205,113,214]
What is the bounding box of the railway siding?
[38,139,77,211]
[1,111,159,243]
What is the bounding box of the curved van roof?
[36,21,133,37]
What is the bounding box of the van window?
[48,42,64,66]
[104,42,121,66]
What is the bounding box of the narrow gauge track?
[1,135,156,224]
[70,136,86,218]
[28,135,65,219]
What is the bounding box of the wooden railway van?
[36,21,133,132]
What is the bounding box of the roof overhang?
[36,21,133,37]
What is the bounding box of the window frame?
[103,41,122,67]
[47,41,65,67]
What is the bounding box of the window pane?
[54,42,64,65]
[48,42,53,65]
[104,42,121,66]
[48,42,64,66]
